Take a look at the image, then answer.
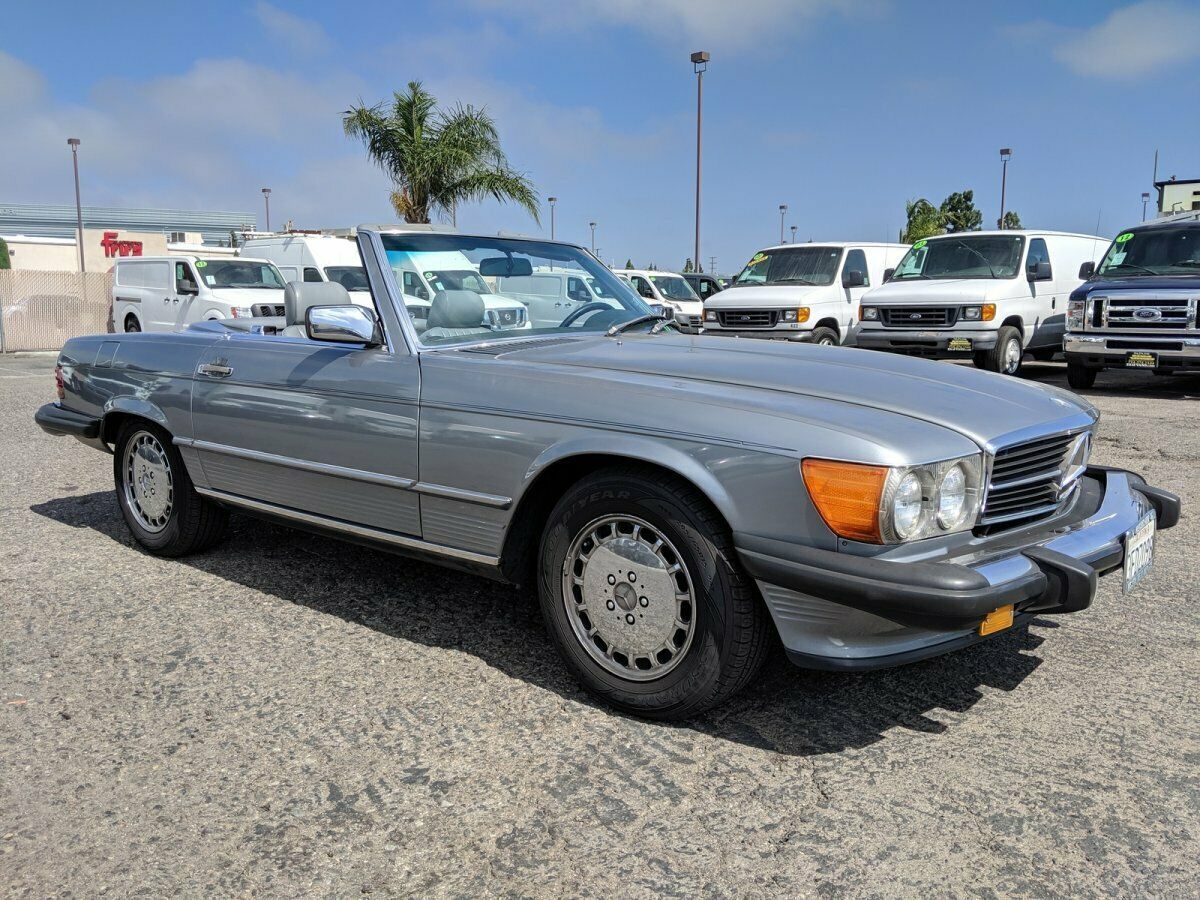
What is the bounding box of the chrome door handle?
[197,363,233,378]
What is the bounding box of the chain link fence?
[0,271,112,352]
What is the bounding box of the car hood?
[862,279,1006,304]
[484,334,1095,451]
[709,285,827,308]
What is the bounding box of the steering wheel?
[560,301,616,328]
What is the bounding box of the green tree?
[940,190,982,233]
[1001,210,1022,230]
[0,237,9,270]
[624,258,633,269]
[683,258,694,273]
[900,198,944,244]
[343,81,539,224]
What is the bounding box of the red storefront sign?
[100,231,143,258]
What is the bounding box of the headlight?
[230,306,253,318]
[962,306,982,320]
[704,310,718,321]
[1067,299,1086,330]
[802,454,983,544]
[781,309,797,322]
[861,306,879,320]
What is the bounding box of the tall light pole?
[779,204,788,244]
[589,221,597,254]
[67,138,84,273]
[790,225,798,245]
[261,187,272,232]
[997,148,1012,229]
[691,51,709,282]
[1141,191,1151,222]
[709,255,717,277]
[548,196,558,240]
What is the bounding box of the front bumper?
[856,328,998,356]
[1066,334,1200,371]
[700,327,814,342]
[736,468,1179,671]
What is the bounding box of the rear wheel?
[1066,360,1098,390]
[974,325,1024,375]
[113,421,227,556]
[810,326,839,346]
[538,467,771,719]
[123,315,141,333]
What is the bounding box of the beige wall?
[3,238,77,271]
[3,228,174,272]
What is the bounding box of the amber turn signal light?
[801,459,888,543]
[981,303,996,321]
[797,307,811,323]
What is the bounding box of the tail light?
[54,364,65,400]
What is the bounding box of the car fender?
[102,395,173,441]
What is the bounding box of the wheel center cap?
[614,581,638,611]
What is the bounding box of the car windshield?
[325,265,369,291]
[1096,227,1200,277]
[381,234,655,346]
[195,259,285,289]
[892,235,1024,280]
[650,274,699,301]
[732,247,843,286]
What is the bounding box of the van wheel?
[1067,361,1098,390]
[810,327,839,346]
[113,420,227,557]
[538,466,771,719]
[975,326,1024,375]
[123,315,141,333]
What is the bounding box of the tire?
[537,466,771,719]
[113,420,228,557]
[810,326,839,347]
[124,315,141,333]
[975,325,1024,375]
[1066,360,1098,390]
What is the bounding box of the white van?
[111,256,286,333]
[615,269,704,332]
[856,230,1107,374]
[496,268,623,328]
[700,242,908,345]
[384,249,530,332]
[240,233,373,307]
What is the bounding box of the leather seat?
[282,282,354,338]
[421,290,489,342]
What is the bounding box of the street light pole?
[790,225,798,245]
[589,221,597,254]
[709,255,717,277]
[779,204,788,244]
[691,51,709,283]
[261,187,272,232]
[1141,192,1150,222]
[548,196,558,240]
[997,148,1012,229]
[67,138,84,273]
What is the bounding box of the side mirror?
[883,267,895,283]
[1078,261,1096,279]
[306,305,382,347]
[638,285,655,299]
[178,280,199,296]
[842,269,866,288]
[1027,260,1052,282]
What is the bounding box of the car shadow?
[32,491,1051,758]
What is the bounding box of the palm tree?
[343,81,539,225]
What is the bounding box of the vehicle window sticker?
[912,239,927,250]
[195,260,208,268]
[1116,233,1133,244]
[205,275,215,285]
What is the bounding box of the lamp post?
[997,148,1012,229]
[67,138,84,273]
[548,196,558,239]
[709,255,717,277]
[790,225,798,245]
[589,221,597,254]
[1141,191,1151,222]
[691,51,709,282]
[261,187,272,232]
[779,204,788,244]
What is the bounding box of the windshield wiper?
[773,277,817,285]
[606,313,669,336]
[952,240,998,278]
[1101,263,1157,276]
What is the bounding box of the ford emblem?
[1133,307,1162,321]
[908,313,922,320]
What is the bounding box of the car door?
[188,326,422,537]
[839,248,873,331]
[172,261,200,331]
[1024,237,1058,347]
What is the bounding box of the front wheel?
[809,326,839,347]
[974,325,1024,375]
[538,467,771,719]
[1066,360,1098,390]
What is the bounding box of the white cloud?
[1053,1,1200,79]
[252,2,330,55]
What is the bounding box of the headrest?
[284,281,353,327]
[428,290,485,329]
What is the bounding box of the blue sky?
[2,0,1198,274]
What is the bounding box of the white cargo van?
[111,256,286,333]
[240,233,373,308]
[496,268,623,328]
[615,269,704,332]
[700,242,909,345]
[856,230,1107,374]
[384,249,530,332]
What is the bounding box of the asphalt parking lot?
[2,352,1198,896]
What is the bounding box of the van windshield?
[196,259,285,289]
[1096,226,1200,277]
[325,266,369,291]
[649,275,699,301]
[732,247,843,287]
[425,269,492,294]
[892,235,1024,280]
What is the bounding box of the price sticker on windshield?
[912,239,927,250]
[195,260,207,268]
[1116,233,1134,244]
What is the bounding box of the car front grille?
[1094,295,1196,331]
[251,303,286,317]
[981,431,1084,527]
[717,309,778,328]
[486,307,527,330]
[879,306,958,327]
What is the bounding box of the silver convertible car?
[36,226,1179,718]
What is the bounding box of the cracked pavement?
[2,354,1198,896]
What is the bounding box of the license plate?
[1126,351,1158,368]
[1123,510,1156,594]
[947,338,973,352]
